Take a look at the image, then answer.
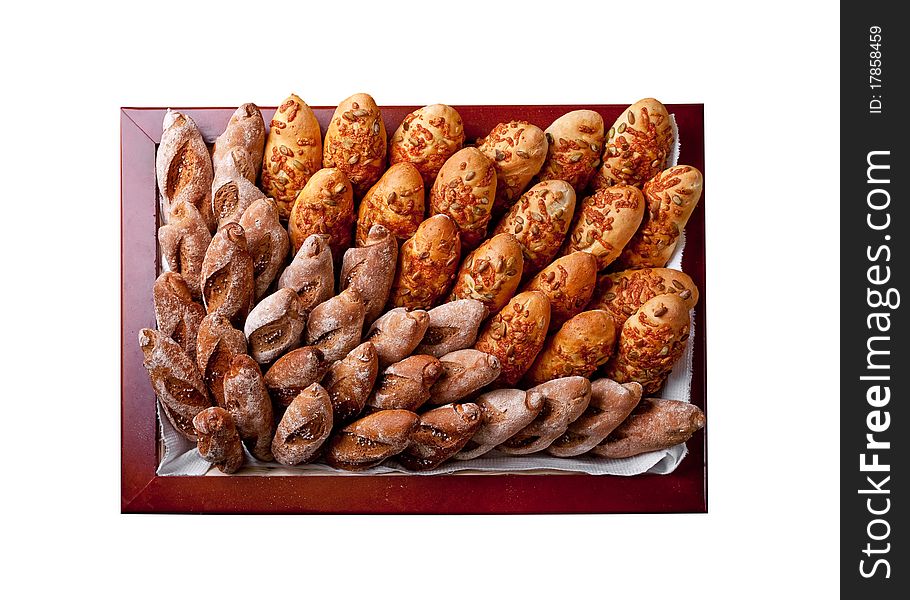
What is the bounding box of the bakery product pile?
[142,95,706,474]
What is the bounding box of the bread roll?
[277,234,335,313]
[523,310,616,385]
[414,299,489,358]
[200,223,254,328]
[271,383,333,465]
[261,94,323,219]
[590,397,705,458]
[321,341,378,423]
[323,93,386,197]
[398,403,482,471]
[561,184,645,270]
[304,287,366,363]
[429,349,501,405]
[153,272,204,360]
[340,224,398,323]
[522,252,596,329]
[221,354,275,461]
[367,354,442,411]
[211,151,268,230]
[387,214,461,310]
[288,167,354,263]
[429,147,496,250]
[537,110,604,192]
[594,98,673,190]
[158,200,211,299]
[195,314,248,407]
[193,407,244,474]
[156,110,215,232]
[547,379,642,457]
[477,120,548,217]
[238,198,289,300]
[454,388,545,460]
[388,104,465,187]
[448,233,523,315]
[474,290,550,386]
[243,288,306,364]
[498,376,591,455]
[324,409,419,471]
[355,163,425,246]
[365,307,429,368]
[263,346,328,407]
[211,103,265,184]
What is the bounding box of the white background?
[0,1,839,597]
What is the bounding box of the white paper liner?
[155,112,698,477]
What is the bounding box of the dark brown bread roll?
[263,346,328,407]
[304,287,366,363]
[498,376,591,455]
[429,349,501,405]
[399,403,482,471]
[243,288,306,364]
[322,342,378,423]
[153,271,204,361]
[340,224,399,323]
[211,103,265,185]
[365,307,429,368]
[157,200,212,299]
[547,379,642,457]
[590,398,705,459]
[221,354,274,461]
[195,314,247,407]
[271,383,334,466]
[454,388,545,460]
[238,197,289,300]
[324,409,420,471]
[156,110,215,232]
[414,299,488,358]
[193,407,244,474]
[278,233,335,313]
[200,222,255,328]
[367,355,443,411]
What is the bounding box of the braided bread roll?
[454,388,545,460]
[399,403,482,471]
[498,376,591,455]
[547,379,642,457]
[193,407,244,474]
[271,383,333,466]
[324,409,419,471]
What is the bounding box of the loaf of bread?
[448,233,523,314]
[498,376,591,455]
[153,272,204,360]
[561,184,645,270]
[367,354,442,411]
[211,103,265,184]
[547,379,642,457]
[453,388,545,460]
[243,288,306,364]
[211,151,268,230]
[321,341,378,423]
[399,403,482,471]
[304,287,366,362]
[156,110,215,232]
[591,397,704,458]
[429,349,501,405]
[263,346,328,407]
[277,233,335,313]
[355,163,425,246]
[238,198,289,300]
[523,310,616,385]
[271,383,334,465]
[615,165,704,269]
[387,214,461,310]
[594,98,673,190]
[221,354,275,461]
[477,120,548,216]
[492,180,576,276]
[340,224,398,323]
[138,328,211,441]
[522,251,597,330]
[414,299,488,358]
[365,307,429,368]
[195,314,247,407]
[323,93,386,197]
[193,407,244,474]
[429,147,497,250]
[288,167,354,263]
[537,110,604,192]
[158,200,211,299]
[261,94,323,219]
[388,104,465,187]
[324,409,419,471]
[474,290,551,386]
[200,222,255,328]
[603,294,691,393]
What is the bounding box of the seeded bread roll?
[387,214,461,310]
[594,98,673,190]
[238,198,289,300]
[200,223,255,328]
[138,328,211,441]
[355,163,425,246]
[324,409,419,471]
[429,147,497,250]
[523,310,616,386]
[263,346,328,407]
[211,103,265,184]
[262,94,323,219]
[547,380,642,457]
[561,184,645,270]
[278,234,335,313]
[196,314,248,407]
[399,403,482,471]
[449,233,523,315]
[454,388,545,460]
[522,251,597,330]
[322,341,378,423]
[493,180,576,277]
[288,168,354,263]
[589,268,699,338]
[615,165,704,269]
[304,287,366,363]
[271,383,334,466]
[590,397,705,458]
[603,294,691,393]
[340,224,398,323]
[389,104,465,187]
[365,307,430,368]
[474,291,551,386]
[243,288,306,364]
[221,354,275,461]
[153,272,204,360]
[193,407,244,474]
[429,349,501,405]
[414,299,489,357]
[498,376,591,455]
[158,200,212,299]
[538,110,604,192]
[323,93,386,197]
[211,152,268,230]
[156,110,215,232]
[367,354,442,411]
[477,120,548,217]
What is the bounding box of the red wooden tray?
[121,103,707,513]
